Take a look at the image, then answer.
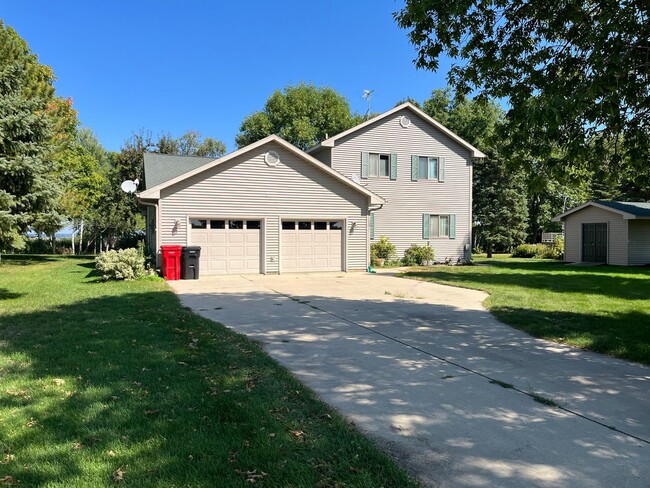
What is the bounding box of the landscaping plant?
[402,243,435,266]
[95,247,146,280]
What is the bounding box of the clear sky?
[1,1,451,153]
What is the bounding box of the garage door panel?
[281,221,343,272]
[192,221,261,275]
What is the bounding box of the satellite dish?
[351,173,361,184]
[120,179,139,193]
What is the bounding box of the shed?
[552,201,650,266]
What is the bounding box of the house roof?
[552,201,650,221]
[143,153,216,189]
[306,102,487,159]
[138,135,385,205]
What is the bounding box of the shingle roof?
[594,201,650,217]
[143,153,216,189]
[552,200,650,221]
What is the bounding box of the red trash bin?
[160,245,182,280]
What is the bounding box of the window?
[314,221,327,230]
[424,214,456,239]
[298,221,311,230]
[369,153,390,177]
[210,220,225,229]
[418,156,438,180]
[430,215,449,237]
[228,220,244,229]
[282,221,296,230]
[191,219,207,229]
[246,220,261,230]
[329,221,343,230]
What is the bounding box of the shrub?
[512,241,564,260]
[371,236,396,260]
[402,243,435,266]
[95,248,146,281]
[511,243,544,258]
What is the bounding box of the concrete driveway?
[170,271,649,487]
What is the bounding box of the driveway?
[170,271,649,487]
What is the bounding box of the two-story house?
[138,102,485,275]
[308,102,486,263]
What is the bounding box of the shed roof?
[138,135,385,205]
[552,201,650,221]
[306,102,487,159]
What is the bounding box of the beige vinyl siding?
[628,220,650,266]
[264,217,280,273]
[310,147,331,166]
[158,141,368,271]
[325,108,472,262]
[347,216,368,270]
[563,206,628,265]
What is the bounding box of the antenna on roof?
[362,89,374,120]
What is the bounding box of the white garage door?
[282,220,343,272]
[191,219,261,275]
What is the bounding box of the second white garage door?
[282,220,343,272]
[191,219,261,275]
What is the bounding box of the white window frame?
[369,152,390,177]
[430,214,450,238]
[419,156,439,180]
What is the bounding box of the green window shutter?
[411,155,419,181]
[422,214,430,239]
[369,213,375,239]
[449,214,456,239]
[438,157,445,182]
[390,153,397,180]
[361,152,369,179]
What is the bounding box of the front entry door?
[582,223,607,263]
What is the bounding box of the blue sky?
[2,1,452,153]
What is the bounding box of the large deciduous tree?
[0,22,58,254]
[395,1,650,172]
[236,83,359,150]
[423,89,529,255]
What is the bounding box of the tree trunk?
[79,220,84,255]
[486,242,493,258]
[50,234,56,254]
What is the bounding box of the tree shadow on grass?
[0,254,58,265]
[0,289,415,487]
[406,263,650,300]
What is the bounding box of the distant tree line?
[1,15,646,258]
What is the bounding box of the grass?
[0,255,418,487]
[401,256,650,365]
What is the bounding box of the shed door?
[282,220,343,272]
[582,223,607,263]
[191,219,261,275]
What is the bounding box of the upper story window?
[411,155,445,182]
[361,152,397,180]
[369,153,390,177]
[419,156,438,180]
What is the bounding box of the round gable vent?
[399,115,412,128]
[264,150,280,167]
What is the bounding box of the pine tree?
[0,22,55,254]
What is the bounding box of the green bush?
[402,244,435,266]
[95,248,146,281]
[371,236,396,261]
[512,241,564,260]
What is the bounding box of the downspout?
[367,203,384,268]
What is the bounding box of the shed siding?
[563,206,628,265]
[346,216,368,270]
[158,141,368,271]
[323,108,472,262]
[628,220,650,266]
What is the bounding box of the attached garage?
[553,201,650,266]
[139,135,384,276]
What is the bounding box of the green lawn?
[0,256,418,487]
[401,257,650,365]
